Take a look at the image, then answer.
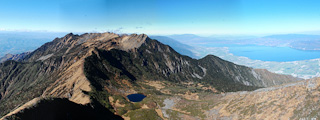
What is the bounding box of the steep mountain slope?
[0,32,300,119]
[0,60,58,116]
[84,38,299,91]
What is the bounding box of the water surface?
[201,43,320,62]
[127,94,146,102]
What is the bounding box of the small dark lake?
[127,94,146,102]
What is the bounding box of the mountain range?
[168,34,320,51]
[0,32,314,120]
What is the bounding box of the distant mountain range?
[251,34,320,50]
[0,32,302,119]
[171,34,320,51]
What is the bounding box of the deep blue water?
[203,44,320,62]
[127,94,146,102]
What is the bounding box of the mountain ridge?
[0,32,301,119]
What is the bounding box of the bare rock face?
[117,34,148,51]
[0,32,302,119]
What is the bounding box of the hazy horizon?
[2,30,320,38]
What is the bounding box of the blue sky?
[0,0,320,35]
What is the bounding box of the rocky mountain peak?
[117,33,148,51]
[20,32,149,62]
[65,32,74,37]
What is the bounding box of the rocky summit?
[0,32,312,120]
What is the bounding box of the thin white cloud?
[97,27,125,34]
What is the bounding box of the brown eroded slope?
[204,77,320,119]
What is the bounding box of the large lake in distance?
[201,44,320,62]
